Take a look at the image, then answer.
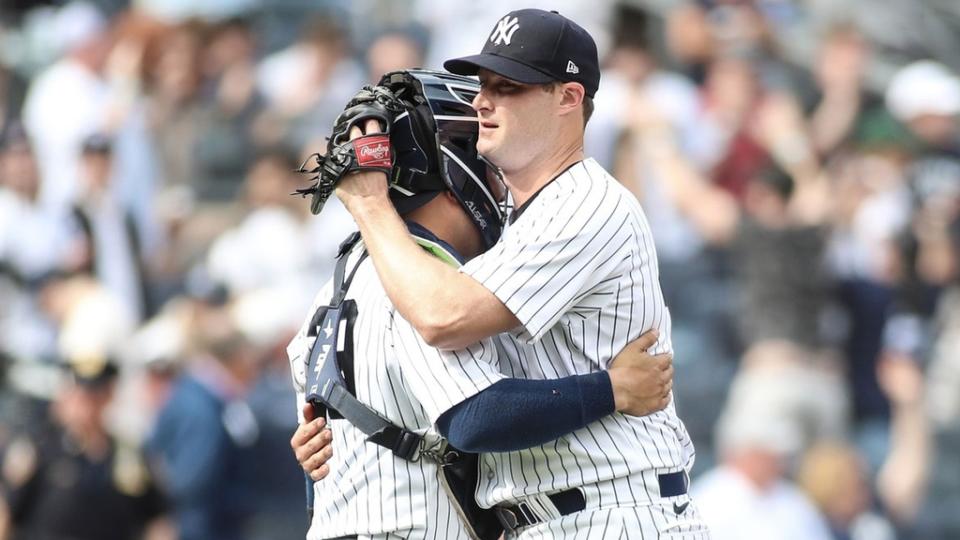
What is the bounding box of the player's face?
[472,70,557,172]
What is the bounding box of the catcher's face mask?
[297,70,505,251]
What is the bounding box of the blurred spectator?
[206,149,313,297]
[364,28,426,83]
[693,406,833,540]
[700,55,771,200]
[190,16,264,201]
[797,442,897,540]
[826,146,913,464]
[0,123,70,361]
[40,274,136,364]
[723,146,850,445]
[664,2,714,84]
[881,60,960,398]
[254,14,364,153]
[732,162,831,349]
[873,356,931,527]
[66,133,149,321]
[0,355,170,540]
[229,290,307,540]
[146,311,260,540]
[808,23,887,160]
[20,1,112,215]
[144,20,207,191]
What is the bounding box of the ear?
[556,82,585,118]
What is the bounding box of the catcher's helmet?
[379,69,505,250]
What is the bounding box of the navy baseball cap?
[444,9,600,98]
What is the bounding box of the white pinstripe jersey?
[288,239,505,540]
[461,158,696,508]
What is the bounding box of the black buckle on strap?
[366,425,422,461]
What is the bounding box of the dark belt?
[494,488,586,531]
[494,471,688,531]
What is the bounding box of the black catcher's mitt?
[295,85,408,215]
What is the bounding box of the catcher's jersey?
[288,240,504,540]
[461,158,696,508]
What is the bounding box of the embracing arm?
[436,330,673,453]
[340,179,518,350]
[436,372,612,452]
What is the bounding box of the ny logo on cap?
[490,15,520,46]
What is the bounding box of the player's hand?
[335,118,392,214]
[608,329,673,416]
[291,403,333,481]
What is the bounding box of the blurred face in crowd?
[472,70,581,174]
[908,113,958,146]
[53,378,114,440]
[74,33,113,74]
[150,27,203,103]
[0,141,40,201]
[665,3,713,65]
[80,150,113,195]
[205,22,255,75]
[245,155,297,209]
[797,444,871,528]
[705,56,758,125]
[816,28,868,92]
[605,44,655,85]
[366,33,423,83]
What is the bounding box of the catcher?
[288,70,674,540]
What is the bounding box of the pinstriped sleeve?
[390,312,506,425]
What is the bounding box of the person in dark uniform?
[0,355,169,540]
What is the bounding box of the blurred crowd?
[0,1,959,539]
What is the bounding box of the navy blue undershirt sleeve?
[435,371,615,453]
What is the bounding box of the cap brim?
[444,54,556,85]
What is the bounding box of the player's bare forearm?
[344,187,517,349]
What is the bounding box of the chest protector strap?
[305,233,423,462]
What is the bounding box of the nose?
[472,88,491,113]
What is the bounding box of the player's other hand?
[335,118,392,213]
[291,403,333,481]
[608,329,673,416]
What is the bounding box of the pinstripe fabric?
[510,502,712,539]
[461,159,697,510]
[288,242,505,540]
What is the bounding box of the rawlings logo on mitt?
[355,136,392,167]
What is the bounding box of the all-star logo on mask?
[490,15,520,46]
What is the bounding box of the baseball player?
[330,9,711,539]
[289,70,675,540]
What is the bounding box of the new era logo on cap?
[566,61,579,74]
[491,15,520,46]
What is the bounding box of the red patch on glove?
[353,135,392,168]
